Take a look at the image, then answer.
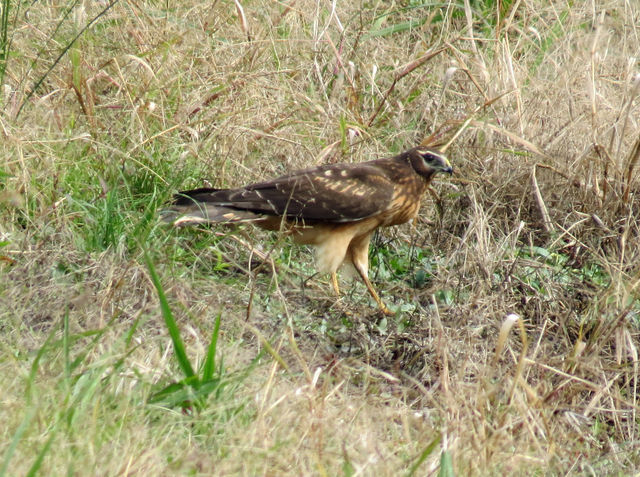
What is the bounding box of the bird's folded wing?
[176,163,396,223]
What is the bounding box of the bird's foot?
[379,303,396,316]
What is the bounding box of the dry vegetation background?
[1,0,640,475]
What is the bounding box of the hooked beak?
[439,157,454,175]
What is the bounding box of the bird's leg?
[331,272,340,296]
[353,262,394,316]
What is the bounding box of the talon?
[331,272,340,296]
[380,304,395,316]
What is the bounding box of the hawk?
[167,146,453,315]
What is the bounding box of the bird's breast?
[384,199,421,225]
[382,176,427,226]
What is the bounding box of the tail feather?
[173,187,223,206]
[162,204,264,227]
[162,188,267,227]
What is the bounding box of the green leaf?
[202,313,221,381]
[365,17,427,39]
[26,430,57,477]
[148,380,199,409]
[0,409,36,477]
[144,251,195,378]
[405,434,441,477]
[439,449,455,477]
[529,246,551,259]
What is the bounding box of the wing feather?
[176,162,396,223]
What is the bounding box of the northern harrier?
[167,146,453,315]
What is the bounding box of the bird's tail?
[161,188,264,227]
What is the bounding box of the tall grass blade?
[63,308,70,382]
[69,313,122,372]
[25,428,57,477]
[0,408,35,477]
[202,312,221,381]
[144,250,195,378]
[365,18,427,39]
[405,434,441,477]
[0,0,10,85]
[439,449,455,477]
[25,324,58,404]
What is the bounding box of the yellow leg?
[331,272,340,296]
[353,263,394,316]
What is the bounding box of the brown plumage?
[167,146,453,315]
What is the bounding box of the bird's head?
[407,147,453,179]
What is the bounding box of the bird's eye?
[417,150,437,162]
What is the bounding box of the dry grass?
[1,0,640,475]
